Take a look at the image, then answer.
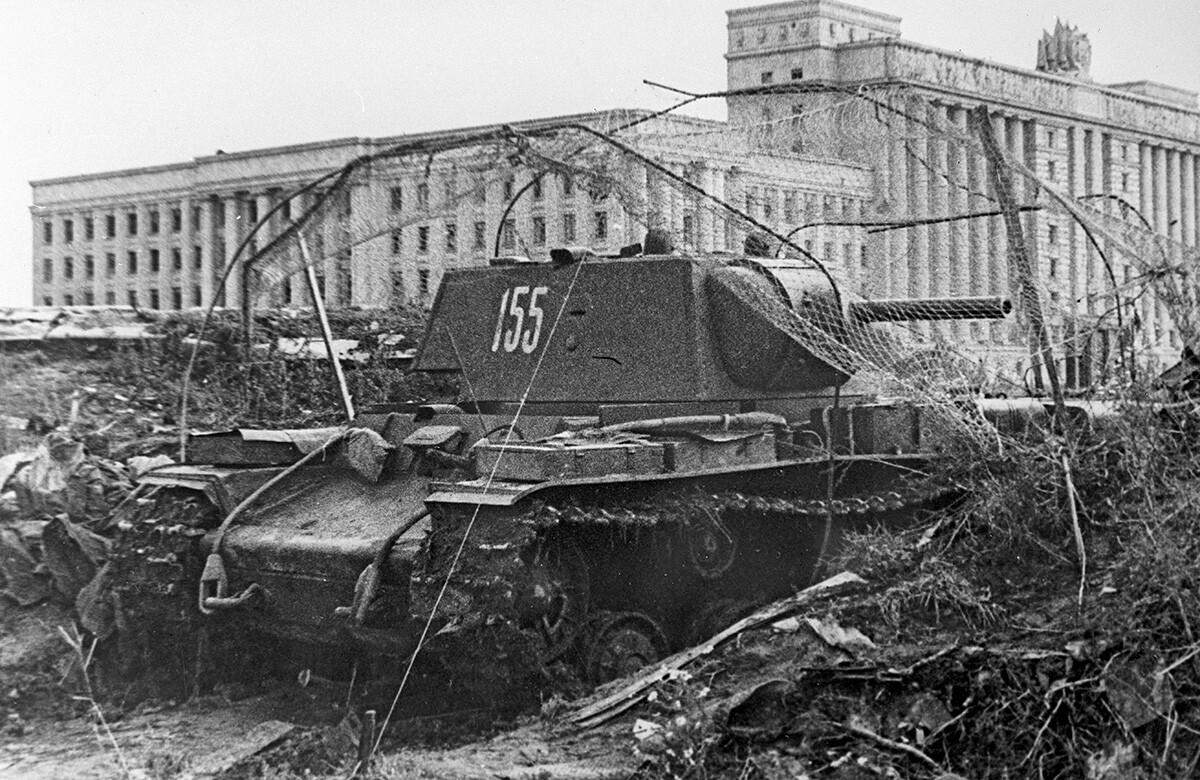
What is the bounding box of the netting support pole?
[298,234,356,422]
[973,105,1064,413]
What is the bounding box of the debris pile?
[0,432,141,609]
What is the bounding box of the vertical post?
[299,233,356,421]
[354,708,377,775]
[973,105,1064,413]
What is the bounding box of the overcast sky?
[1,0,1197,307]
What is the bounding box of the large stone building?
[28,110,870,314]
[29,0,1200,381]
[725,0,1199,378]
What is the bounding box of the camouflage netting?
[205,84,1197,451]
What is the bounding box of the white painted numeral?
[491,285,550,354]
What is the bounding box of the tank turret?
[415,246,1011,411]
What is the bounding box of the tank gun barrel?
[849,296,1012,323]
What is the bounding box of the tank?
[99,243,1014,699]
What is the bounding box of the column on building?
[987,113,1009,345]
[907,95,930,338]
[176,198,192,309]
[926,101,950,342]
[966,108,989,342]
[885,102,909,301]
[1006,115,1030,348]
[1137,144,1153,347]
[1182,151,1196,250]
[948,105,970,342]
[1166,148,1183,347]
[697,164,716,252]
[1152,147,1169,347]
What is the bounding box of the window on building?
[42,295,53,306]
[171,209,182,232]
[63,219,74,243]
[416,183,429,210]
[84,291,94,306]
[390,186,403,211]
[192,286,202,306]
[64,257,74,280]
[191,206,202,232]
[105,291,116,305]
[127,212,138,236]
[147,289,158,309]
[127,290,138,307]
[860,245,868,273]
[149,210,160,234]
[418,268,430,297]
[150,249,161,273]
[760,71,773,84]
[128,251,138,274]
[63,294,74,306]
[172,248,182,270]
[106,253,116,276]
[784,192,797,223]
[1048,224,1058,245]
[1049,257,1058,278]
[85,255,94,279]
[474,221,486,251]
[446,222,457,253]
[1121,173,1130,192]
[171,287,182,309]
[563,213,576,243]
[246,200,258,224]
[594,211,608,241]
[561,174,573,198]
[193,246,202,269]
[763,193,774,221]
[682,214,696,247]
[417,225,429,253]
[532,177,543,201]
[43,222,52,245]
[42,257,52,283]
[391,229,402,255]
[1047,161,1057,181]
[502,218,516,249]
[791,67,804,80]
[215,204,225,229]
[84,217,94,241]
[503,179,514,202]
[824,241,833,262]
[532,216,546,246]
[1047,129,1056,148]
[106,214,116,238]
[281,199,291,221]
[1122,144,1129,161]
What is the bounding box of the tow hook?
[198,553,264,614]
[333,562,381,625]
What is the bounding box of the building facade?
[726,0,1200,376]
[29,110,871,314]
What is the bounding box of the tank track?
[96,477,951,704]
[412,479,952,686]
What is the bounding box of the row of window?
[41,286,203,309]
[41,206,213,245]
[389,211,610,256]
[386,173,584,214]
[41,247,205,282]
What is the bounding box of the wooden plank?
[568,571,865,729]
